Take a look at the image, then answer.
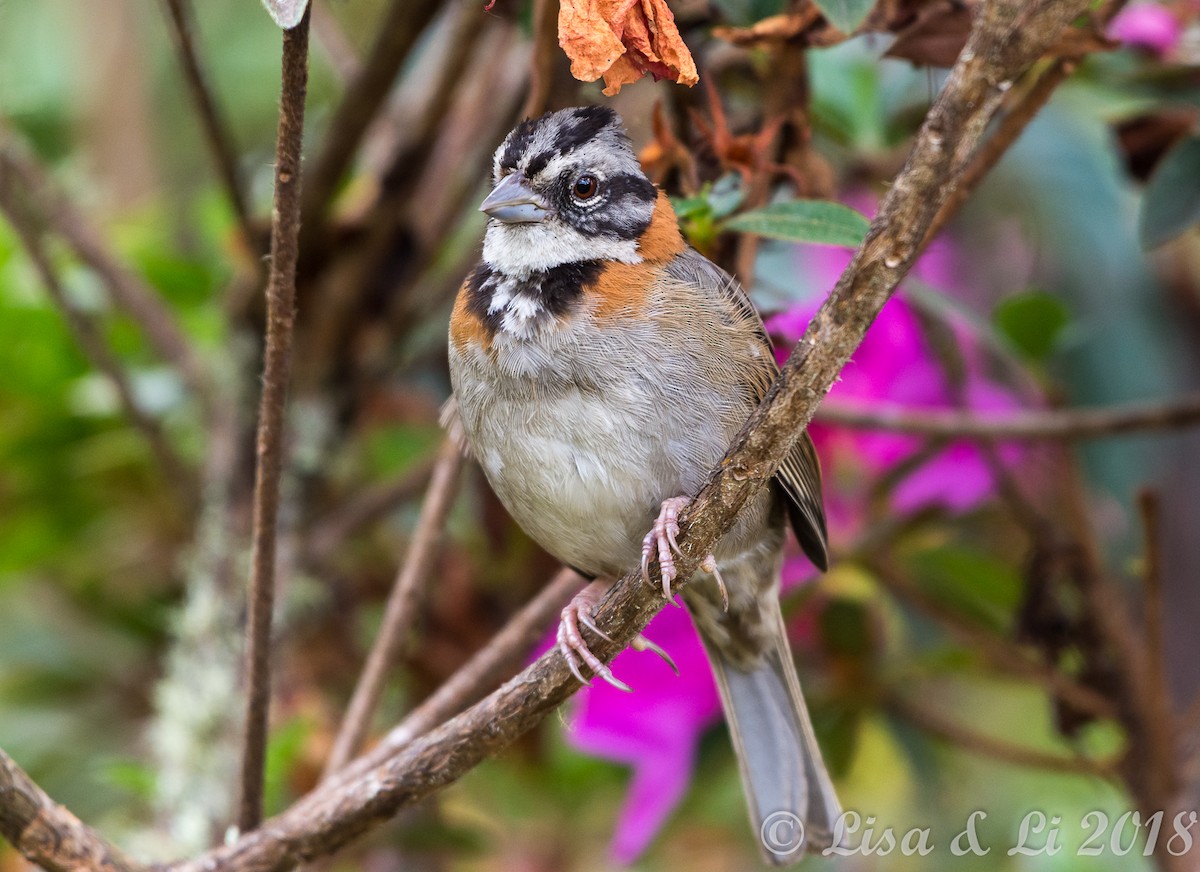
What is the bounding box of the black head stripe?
[499,118,538,172]
[525,106,621,177]
[602,172,657,206]
[555,106,620,156]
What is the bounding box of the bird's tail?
[700,595,841,866]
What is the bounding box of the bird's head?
[480,106,658,277]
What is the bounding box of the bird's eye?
[572,174,599,200]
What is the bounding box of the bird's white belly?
[472,387,664,576]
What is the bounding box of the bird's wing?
[664,248,829,571]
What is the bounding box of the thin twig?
[1138,488,1167,710]
[520,0,560,120]
[887,693,1118,777]
[867,557,1114,720]
[0,136,211,408]
[923,2,1129,248]
[925,58,1076,246]
[303,457,436,567]
[0,175,197,503]
[299,0,440,233]
[815,394,1200,439]
[312,0,360,83]
[324,438,464,776]
[1061,451,1180,829]
[1137,488,1176,802]
[238,10,311,835]
[160,0,256,251]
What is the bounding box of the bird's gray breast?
[450,315,733,577]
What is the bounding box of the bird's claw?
[557,587,630,692]
[631,634,678,674]
[641,497,727,613]
[700,554,729,612]
[641,496,688,603]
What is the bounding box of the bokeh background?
[2,1,1200,870]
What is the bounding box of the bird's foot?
[558,580,628,691]
[556,579,679,689]
[641,496,724,610]
[641,496,687,600]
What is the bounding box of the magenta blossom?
[1109,3,1182,57]
[768,213,1024,530]
[561,605,721,863]
[552,204,1026,864]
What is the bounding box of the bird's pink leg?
[557,578,679,690]
[557,579,628,691]
[641,496,728,610]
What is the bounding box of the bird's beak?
[480,173,552,224]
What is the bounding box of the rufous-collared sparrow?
[446,106,841,860]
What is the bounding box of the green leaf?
[1139,133,1200,249]
[723,200,869,248]
[992,290,1071,363]
[812,0,875,34]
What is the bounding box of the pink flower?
[1109,4,1182,57]
[767,229,1024,537]
[563,605,721,863]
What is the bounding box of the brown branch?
[324,438,464,776]
[0,171,197,503]
[0,136,211,409]
[815,394,1200,439]
[887,693,1119,777]
[520,0,560,120]
[303,458,436,568]
[299,0,441,233]
[0,749,145,872]
[1138,488,1170,741]
[923,1,1128,248]
[365,568,584,763]
[312,0,360,84]
[160,0,255,251]
[925,57,1075,246]
[1060,451,1182,848]
[1134,485,1180,832]
[238,10,311,834]
[868,558,1115,721]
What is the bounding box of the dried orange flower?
[559,0,699,96]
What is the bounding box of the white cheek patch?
[483,222,641,277]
